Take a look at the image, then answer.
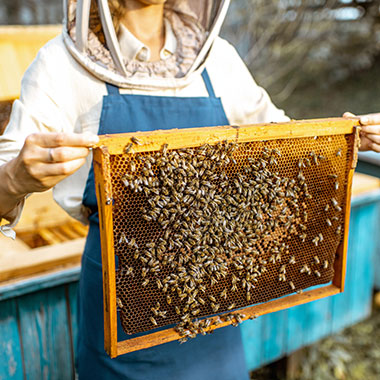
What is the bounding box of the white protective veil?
[62,0,230,89]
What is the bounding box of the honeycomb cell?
[102,135,352,336]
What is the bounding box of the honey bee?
[211,303,220,313]
[198,297,206,305]
[131,136,142,145]
[124,143,133,154]
[235,314,243,324]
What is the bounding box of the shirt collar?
[118,18,177,62]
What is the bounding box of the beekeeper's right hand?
[0,132,99,217]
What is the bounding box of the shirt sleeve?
[0,36,74,235]
[207,37,290,125]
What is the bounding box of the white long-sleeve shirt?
[0,33,288,233]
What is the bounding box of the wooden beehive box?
[0,190,87,283]
[93,118,360,357]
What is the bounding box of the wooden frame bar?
[93,118,360,358]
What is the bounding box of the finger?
[343,112,356,118]
[26,132,99,148]
[358,113,380,126]
[43,146,90,163]
[359,135,372,152]
[361,125,380,135]
[368,141,380,153]
[363,133,380,145]
[38,157,88,177]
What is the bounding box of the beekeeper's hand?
[343,112,380,152]
[0,132,98,217]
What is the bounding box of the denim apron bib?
[78,70,249,380]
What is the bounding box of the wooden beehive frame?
[93,118,360,358]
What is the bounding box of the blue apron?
[78,70,249,380]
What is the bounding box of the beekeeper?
[0,1,379,379]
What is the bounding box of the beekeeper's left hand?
[343,112,380,152]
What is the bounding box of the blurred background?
[0,1,380,380]
[1,0,380,120]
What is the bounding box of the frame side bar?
[332,129,360,291]
[93,147,118,358]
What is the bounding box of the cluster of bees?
[117,138,343,341]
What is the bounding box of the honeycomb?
[104,134,352,336]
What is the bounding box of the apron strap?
[105,83,120,95]
[106,69,216,98]
[201,69,216,98]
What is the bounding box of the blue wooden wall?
[1,191,379,379]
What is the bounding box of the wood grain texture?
[11,190,78,233]
[332,167,354,291]
[17,287,73,379]
[352,173,380,196]
[0,266,81,302]
[262,310,287,364]
[0,299,23,380]
[0,238,85,282]
[349,204,377,322]
[93,118,360,156]
[67,282,79,363]
[93,148,118,358]
[240,316,264,370]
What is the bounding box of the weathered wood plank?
[0,266,80,302]
[286,295,332,354]
[17,287,73,379]
[302,297,332,346]
[0,239,84,283]
[240,316,264,371]
[261,310,287,365]
[67,282,79,363]
[374,205,380,290]
[0,299,24,380]
[350,204,377,323]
